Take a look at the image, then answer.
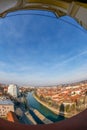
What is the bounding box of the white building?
[0,99,14,117]
[8,84,19,98]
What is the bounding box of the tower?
[8,84,19,98]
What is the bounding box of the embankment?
[33,93,59,115]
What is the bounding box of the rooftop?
[0,99,14,105]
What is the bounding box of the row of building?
[35,84,87,116]
[36,85,87,104]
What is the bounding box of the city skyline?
[0,10,87,86]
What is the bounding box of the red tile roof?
[7,111,19,123]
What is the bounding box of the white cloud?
[50,49,87,70]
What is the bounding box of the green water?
[27,92,65,122]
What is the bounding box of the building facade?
[8,84,19,98]
[0,99,14,117]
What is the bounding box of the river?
[27,92,65,123]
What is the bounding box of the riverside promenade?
[30,107,53,124]
[33,93,59,115]
[25,111,37,125]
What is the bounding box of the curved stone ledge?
[0,109,87,130]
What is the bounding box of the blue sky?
[0,10,87,86]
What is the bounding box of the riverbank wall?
[25,111,37,125]
[30,108,53,124]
